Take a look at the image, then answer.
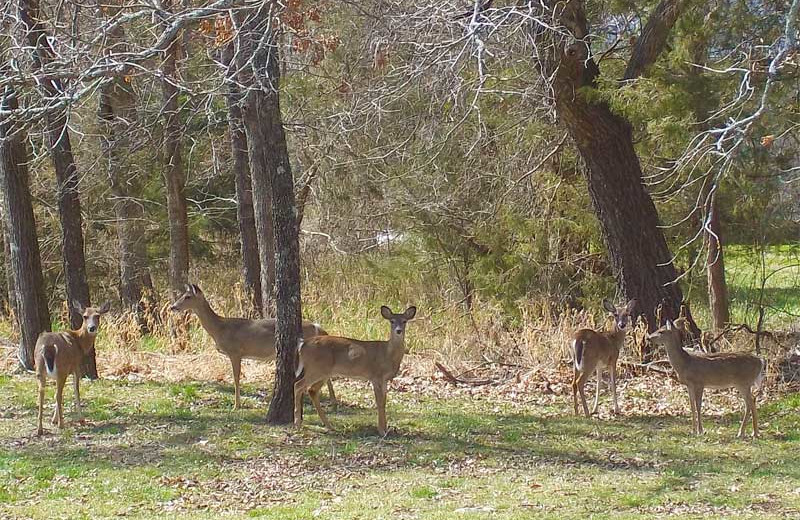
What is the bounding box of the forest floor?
[0,353,799,520]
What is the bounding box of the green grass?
[0,374,798,519]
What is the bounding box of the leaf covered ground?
[0,357,799,519]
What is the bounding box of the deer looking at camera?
[170,284,335,409]
[294,305,416,436]
[648,319,765,438]
[571,298,637,417]
[35,301,110,435]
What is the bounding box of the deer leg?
[326,379,337,410]
[372,379,388,436]
[54,376,66,429]
[294,377,307,428]
[572,369,580,416]
[694,387,704,435]
[577,372,591,418]
[751,392,759,439]
[37,372,45,436]
[591,368,602,415]
[230,356,242,410]
[686,387,697,434]
[309,380,333,430]
[610,365,620,415]
[73,370,82,420]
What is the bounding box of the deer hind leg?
[308,380,333,430]
[576,372,591,418]
[572,369,580,416]
[37,371,45,436]
[230,356,242,410]
[591,367,603,415]
[372,379,388,436]
[326,379,337,410]
[737,387,757,438]
[53,376,66,428]
[294,377,308,428]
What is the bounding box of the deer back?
[34,332,84,377]
[300,336,402,382]
[573,328,625,369]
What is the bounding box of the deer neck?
[386,331,406,370]
[72,325,98,354]
[604,324,626,350]
[192,300,224,340]
[662,334,691,369]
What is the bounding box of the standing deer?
[170,284,335,409]
[571,298,637,417]
[294,305,416,436]
[35,301,110,435]
[647,319,765,438]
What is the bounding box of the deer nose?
[170,304,178,311]
[88,326,97,333]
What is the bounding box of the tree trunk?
[706,194,729,332]
[223,43,263,316]
[541,1,686,344]
[97,28,156,332]
[161,2,190,297]
[0,83,51,369]
[233,3,300,423]
[18,0,96,377]
[0,222,11,316]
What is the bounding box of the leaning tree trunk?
[18,0,96,377]
[161,0,190,297]
[234,3,301,424]
[539,0,687,351]
[0,82,51,369]
[223,43,263,317]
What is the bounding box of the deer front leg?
[591,368,602,415]
[694,387,704,435]
[230,356,242,410]
[37,372,45,436]
[686,386,697,434]
[372,379,388,436]
[73,370,82,420]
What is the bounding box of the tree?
[0,81,51,369]
[222,42,262,316]
[160,0,190,297]
[18,0,96,377]
[232,2,302,423]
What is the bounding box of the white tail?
[295,338,305,377]
[34,301,110,436]
[294,305,417,436]
[571,298,637,417]
[648,319,765,438]
[170,284,334,409]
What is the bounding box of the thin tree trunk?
[223,43,262,316]
[705,194,729,332]
[0,82,51,369]
[233,2,300,423]
[97,23,156,331]
[0,221,10,316]
[18,0,96,377]
[161,1,190,297]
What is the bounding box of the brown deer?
[35,301,110,435]
[294,305,416,436]
[571,298,637,417]
[170,284,335,409]
[647,319,765,438]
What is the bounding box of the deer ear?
[190,284,199,295]
[666,319,674,331]
[184,284,192,293]
[626,299,638,314]
[73,300,85,314]
[98,301,111,314]
[602,299,616,313]
[380,306,393,319]
[403,306,417,320]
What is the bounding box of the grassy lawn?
[0,371,798,519]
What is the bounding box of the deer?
[169,284,335,410]
[294,305,416,436]
[571,298,637,417]
[35,301,111,436]
[647,318,765,438]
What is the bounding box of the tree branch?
[623,0,686,81]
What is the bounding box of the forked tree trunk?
[18,0,96,377]
[0,83,51,369]
[161,1,190,297]
[223,43,263,316]
[234,3,302,423]
[541,0,687,349]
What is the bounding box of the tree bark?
[161,1,190,297]
[223,43,263,316]
[705,194,729,332]
[541,1,687,341]
[0,83,51,369]
[97,21,156,332]
[0,221,12,316]
[233,3,301,423]
[18,0,96,377]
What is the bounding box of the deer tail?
[573,339,584,371]
[295,338,305,378]
[43,344,57,375]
